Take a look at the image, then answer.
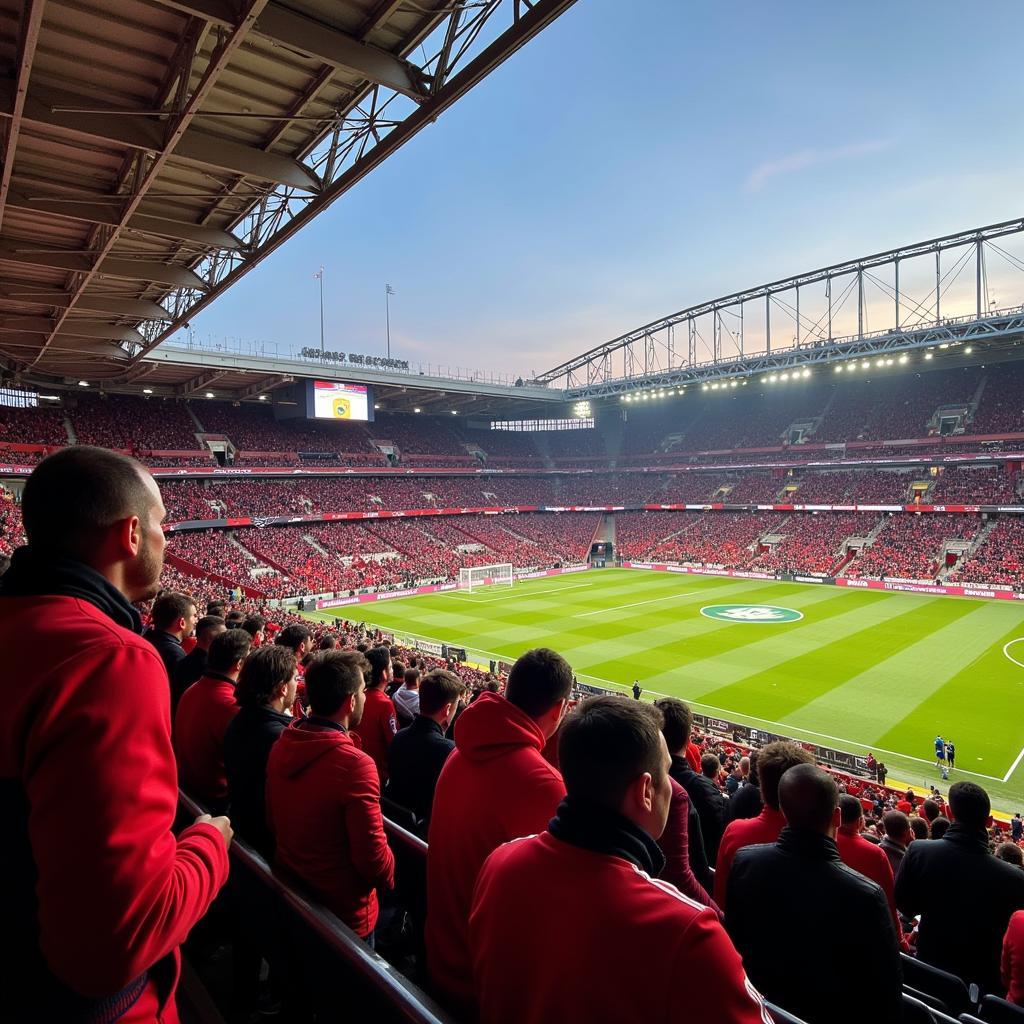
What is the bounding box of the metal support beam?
[131,0,581,364]
[6,188,243,250]
[176,368,231,395]
[29,0,273,369]
[149,0,430,98]
[0,0,46,233]
[0,82,320,191]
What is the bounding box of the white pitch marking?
[1003,744,1024,783]
[452,582,594,604]
[577,591,694,617]
[1003,638,1024,671]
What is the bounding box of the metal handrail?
[178,792,453,1024]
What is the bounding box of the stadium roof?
[0,0,576,391]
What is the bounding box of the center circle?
[1004,638,1024,670]
[700,604,804,623]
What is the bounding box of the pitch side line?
[577,592,694,617]
[449,581,594,604]
[305,617,1012,785]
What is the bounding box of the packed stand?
[948,517,1024,587]
[0,402,68,447]
[969,363,1024,434]
[846,512,981,580]
[928,466,1020,505]
[750,513,868,575]
[71,394,203,452]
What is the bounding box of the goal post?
[458,563,514,593]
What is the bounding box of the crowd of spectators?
[0,403,68,446]
[70,394,203,451]
[929,466,1021,505]
[846,512,981,581]
[969,363,1024,435]
[948,517,1024,586]
[0,491,24,556]
[750,513,868,575]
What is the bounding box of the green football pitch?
[305,568,1024,810]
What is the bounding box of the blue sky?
[185,0,1024,377]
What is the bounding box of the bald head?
[779,763,839,833]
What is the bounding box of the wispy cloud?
[744,140,892,193]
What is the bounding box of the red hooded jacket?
[0,592,229,1024]
[426,692,566,1011]
[351,687,398,783]
[173,671,239,808]
[469,831,769,1024]
[266,717,394,937]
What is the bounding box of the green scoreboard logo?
[700,604,804,623]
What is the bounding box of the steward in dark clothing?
[669,753,727,864]
[387,715,455,832]
[224,705,291,857]
[729,781,763,822]
[728,827,901,1023]
[896,822,1024,994]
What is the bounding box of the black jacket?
[728,781,763,822]
[895,824,1024,993]
[669,754,727,864]
[224,704,291,857]
[144,628,186,681]
[726,827,901,1024]
[386,715,454,832]
[171,646,207,709]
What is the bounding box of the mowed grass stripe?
[782,599,1017,752]
[573,583,868,681]
[873,614,1024,779]
[634,591,908,700]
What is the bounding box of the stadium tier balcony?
[947,517,1024,587]
[968,362,1024,434]
[0,404,68,446]
[928,466,1020,505]
[845,512,980,581]
[71,395,203,451]
[165,529,279,589]
[198,402,375,456]
[723,473,784,503]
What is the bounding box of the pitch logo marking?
[700,604,804,623]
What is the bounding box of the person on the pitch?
[934,735,946,767]
[945,740,956,772]
[632,680,642,701]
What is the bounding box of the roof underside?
[0,0,577,392]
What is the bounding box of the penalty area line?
[448,581,594,604]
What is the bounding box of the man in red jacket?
[426,648,571,1014]
[351,644,397,783]
[174,628,253,811]
[266,649,395,941]
[835,794,902,937]
[469,696,768,1024]
[715,740,813,908]
[0,446,231,1023]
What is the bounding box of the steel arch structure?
[538,217,1024,397]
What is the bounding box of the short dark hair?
[948,780,990,830]
[22,446,155,557]
[207,628,252,672]
[930,816,950,839]
[305,650,370,717]
[757,741,815,810]
[241,614,266,638]
[276,623,311,652]
[921,798,940,823]
[195,615,226,643]
[997,842,1024,867]
[235,646,296,708]
[152,592,195,630]
[318,635,337,651]
[505,648,573,720]
[419,669,464,716]
[779,764,838,832]
[206,600,227,617]
[909,816,929,840]
[701,753,720,778]
[225,610,245,627]
[558,697,666,809]
[653,697,692,752]
[839,793,863,826]
[882,809,910,840]
[364,645,391,688]
[404,667,420,688]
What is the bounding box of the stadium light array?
[573,400,592,417]
[451,410,458,415]
[413,407,422,413]
[965,346,973,354]
[142,388,153,394]
[78,380,89,387]
[925,352,933,360]
[205,391,215,398]
[259,394,268,400]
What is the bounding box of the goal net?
[458,563,514,593]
